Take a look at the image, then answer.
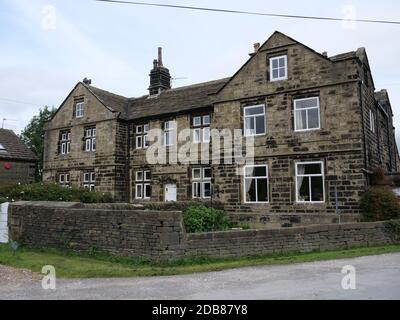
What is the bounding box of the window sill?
[270,77,288,82]
[294,128,321,133]
[244,133,266,138]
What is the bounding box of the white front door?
[165,184,177,202]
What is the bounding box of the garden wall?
[8,202,399,261]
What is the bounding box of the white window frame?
[135,124,149,149]
[83,171,95,191]
[0,143,5,151]
[75,102,84,118]
[192,114,211,143]
[58,173,70,188]
[135,184,143,199]
[243,164,269,204]
[294,97,321,132]
[164,120,175,146]
[135,170,151,199]
[270,55,288,82]
[192,167,212,199]
[295,161,325,204]
[60,131,71,155]
[369,109,376,133]
[193,128,201,144]
[202,127,210,143]
[193,116,201,127]
[244,105,266,137]
[85,127,96,152]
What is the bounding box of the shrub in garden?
[0,182,113,203]
[360,186,400,222]
[183,205,232,233]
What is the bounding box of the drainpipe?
[358,79,369,178]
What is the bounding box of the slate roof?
[125,78,229,120]
[0,129,37,161]
[85,85,129,113]
[329,51,357,62]
[83,78,229,121]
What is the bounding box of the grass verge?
[1,243,399,279]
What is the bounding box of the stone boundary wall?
[8,202,399,261]
[8,202,185,261]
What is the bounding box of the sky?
[1,0,399,143]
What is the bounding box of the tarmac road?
[0,253,399,300]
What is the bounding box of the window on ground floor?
[58,172,70,188]
[295,161,325,203]
[135,170,151,199]
[244,165,269,203]
[83,171,96,191]
[192,167,212,199]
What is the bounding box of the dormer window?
[75,102,84,118]
[270,55,288,81]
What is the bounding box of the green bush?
[0,183,113,204]
[140,200,224,212]
[360,186,400,222]
[183,205,232,233]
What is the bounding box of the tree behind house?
[20,106,57,181]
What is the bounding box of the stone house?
[0,129,37,186]
[43,31,399,224]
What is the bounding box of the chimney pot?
[158,47,163,67]
[254,43,260,52]
[148,47,171,95]
[322,51,328,57]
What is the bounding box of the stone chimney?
[148,47,171,95]
[253,43,260,53]
[82,77,92,85]
[322,51,328,58]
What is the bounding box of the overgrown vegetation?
[0,182,113,203]
[141,201,224,212]
[360,186,400,222]
[183,205,232,233]
[0,243,399,279]
[384,220,400,242]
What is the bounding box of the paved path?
[1,253,399,300]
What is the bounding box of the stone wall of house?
[43,83,128,201]
[8,202,398,261]
[0,160,36,186]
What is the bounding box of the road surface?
[0,253,399,300]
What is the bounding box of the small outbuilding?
[0,129,37,186]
